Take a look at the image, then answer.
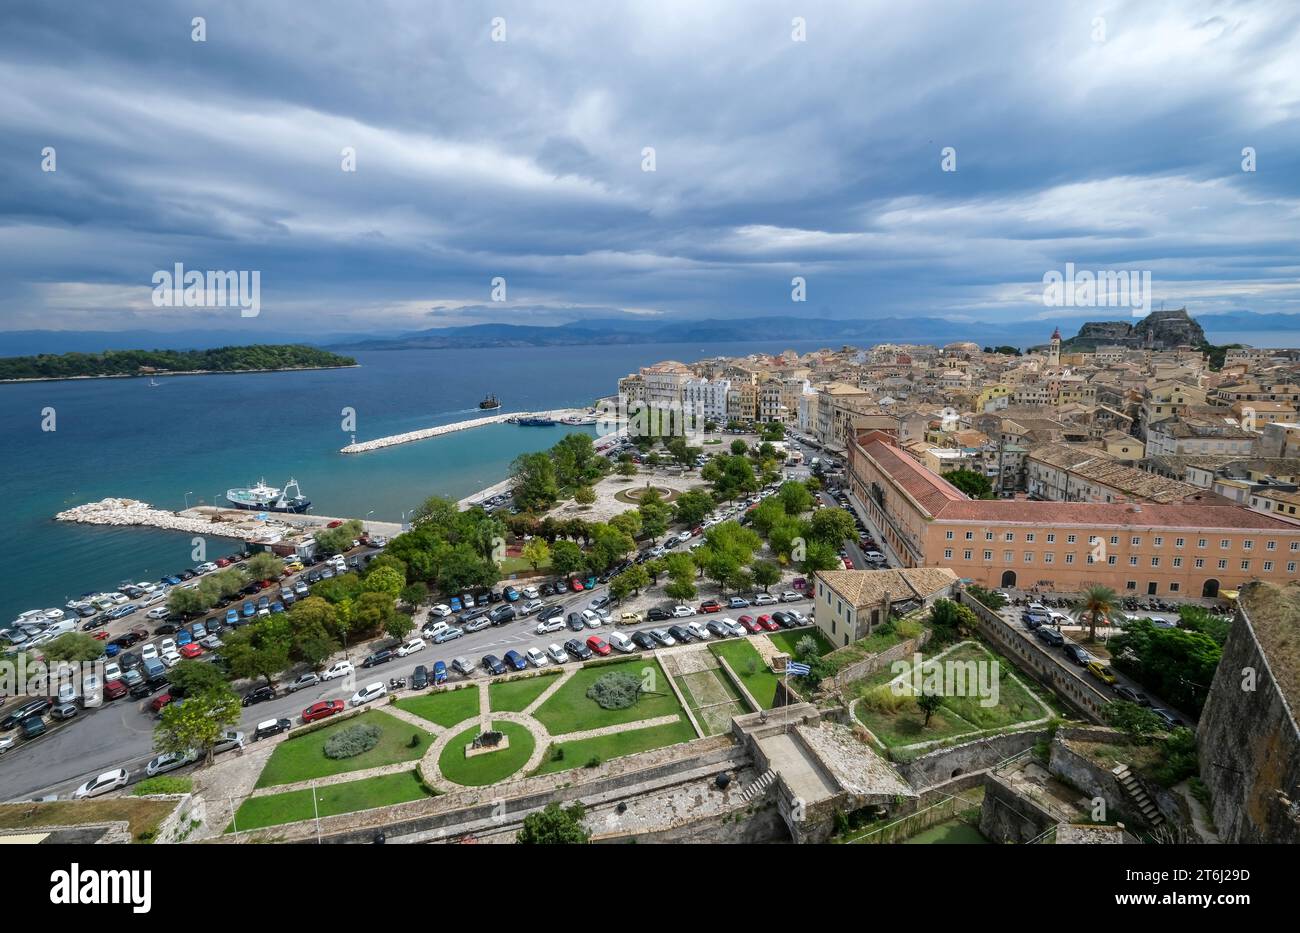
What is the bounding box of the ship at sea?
[225,478,311,513]
[479,394,501,410]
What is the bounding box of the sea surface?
[0,340,831,622]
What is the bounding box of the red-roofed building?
[847,430,1300,598]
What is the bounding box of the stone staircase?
[740,768,778,803]
[1112,764,1164,827]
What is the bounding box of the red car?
[103,679,128,701]
[586,635,611,656]
[326,520,344,528]
[699,600,722,613]
[92,630,110,641]
[302,700,345,723]
[216,557,231,567]
[569,578,585,592]
[739,615,763,634]
[758,614,780,632]
[179,643,203,659]
[150,693,173,713]
[841,557,854,570]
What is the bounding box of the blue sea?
[0,340,832,622]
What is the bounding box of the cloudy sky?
[2,0,1298,337]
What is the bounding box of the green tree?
[617,459,638,478]
[384,611,415,643]
[777,480,814,515]
[730,439,748,456]
[665,579,697,602]
[363,565,405,599]
[168,585,210,620]
[244,551,286,581]
[673,489,715,527]
[40,633,107,665]
[1073,585,1118,643]
[1102,701,1165,740]
[609,574,636,604]
[166,659,231,698]
[550,540,586,577]
[352,591,399,636]
[315,520,363,556]
[521,537,551,571]
[223,617,292,687]
[917,691,943,728]
[155,685,241,765]
[399,581,429,610]
[946,469,994,500]
[752,560,782,593]
[574,485,597,506]
[608,510,642,540]
[517,802,590,844]
[588,523,635,572]
[638,499,670,543]
[511,451,560,511]
[808,507,856,545]
[800,540,841,574]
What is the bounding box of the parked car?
[649,628,676,647]
[753,593,777,606]
[607,631,635,653]
[1034,627,1065,648]
[619,611,644,625]
[50,702,79,721]
[519,599,544,617]
[727,596,750,609]
[241,684,277,707]
[564,639,593,661]
[213,730,246,754]
[1151,708,1183,729]
[284,672,321,693]
[72,768,129,799]
[481,654,507,675]
[1114,684,1150,706]
[631,630,658,651]
[3,697,53,730]
[145,749,198,777]
[253,718,293,740]
[779,591,803,603]
[581,609,602,629]
[686,620,711,641]
[699,600,722,613]
[396,637,427,657]
[432,661,448,685]
[536,616,566,635]
[349,682,388,707]
[434,626,465,644]
[302,700,345,723]
[503,649,528,671]
[647,606,672,621]
[320,660,354,681]
[362,649,395,668]
[671,605,696,618]
[1085,660,1117,685]
[546,643,568,664]
[1063,643,1092,666]
[451,657,475,676]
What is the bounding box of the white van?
[607,631,635,653]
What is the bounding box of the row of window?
[943,529,1297,551]
[940,547,1294,574]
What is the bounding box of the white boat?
[226,478,311,513]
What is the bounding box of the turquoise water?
[0,340,824,621]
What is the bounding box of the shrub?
[585,755,601,768]
[858,683,913,714]
[794,635,820,660]
[132,776,192,796]
[323,722,383,759]
[586,672,643,710]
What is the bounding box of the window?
[1153,536,1163,547]
[1220,539,1230,549]
[1291,542,1298,552]
[1195,558,1204,569]
[1024,552,1033,563]
[945,530,954,540]
[985,531,994,541]
[1241,560,1250,571]
[1044,553,1054,564]
[984,550,993,561]
[1267,540,1276,551]
[965,531,974,541]
[944,549,953,560]
[1110,535,1119,546]
[1026,533,1035,543]
[1151,557,1160,567]
[1065,553,1075,564]
[1169,582,1180,593]
[1003,550,1013,562]
[1289,562,1296,573]
[1218,559,1228,570]
[1131,536,1141,546]
[1263,561,1273,572]
[1198,538,1207,548]
[1067,534,1077,544]
[1175,537,1184,548]
[1126,581,1137,590]
[1129,556,1139,566]
[1243,539,1253,550]
[963,550,972,561]
[1173,557,1182,568]
[1046,533,1056,543]
[1107,555,1117,565]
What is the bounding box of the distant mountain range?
[2,310,1297,357]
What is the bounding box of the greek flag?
[785,661,811,676]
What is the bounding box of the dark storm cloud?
[1,0,1298,333]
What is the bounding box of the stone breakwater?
[56,498,258,540]
[340,408,591,454]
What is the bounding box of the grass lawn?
[229,770,433,832]
[255,710,431,788]
[490,674,558,712]
[532,658,683,734]
[438,720,536,786]
[500,556,550,574]
[709,639,780,709]
[853,642,1050,750]
[0,798,178,843]
[768,627,833,658]
[533,717,696,775]
[397,685,480,728]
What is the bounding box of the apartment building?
[846,430,1300,599]
[682,377,730,423]
[1146,417,1257,457]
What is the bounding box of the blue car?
[192,621,207,638]
[225,609,238,625]
[242,601,255,618]
[433,660,448,685]
[257,595,270,609]
[271,601,285,614]
[163,575,183,586]
[504,587,520,602]
[104,643,121,658]
[177,630,192,647]
[503,649,527,671]
[449,597,463,612]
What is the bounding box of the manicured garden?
[767,627,832,658]
[255,710,431,788]
[230,770,434,832]
[532,658,682,733]
[438,720,536,786]
[709,639,780,708]
[396,685,480,727]
[489,672,559,712]
[532,717,696,775]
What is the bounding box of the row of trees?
[166,552,286,619]
[384,496,504,596]
[512,433,611,511]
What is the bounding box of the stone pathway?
[523,668,575,715]
[477,679,492,730]
[554,714,683,744]
[249,760,418,798]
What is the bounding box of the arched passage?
[1001,570,1017,588]
[1201,579,1220,599]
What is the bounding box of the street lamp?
[184,491,194,510]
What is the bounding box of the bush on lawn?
[323,722,383,759]
[586,671,643,710]
[858,683,914,714]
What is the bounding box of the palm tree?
[1074,585,1118,642]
